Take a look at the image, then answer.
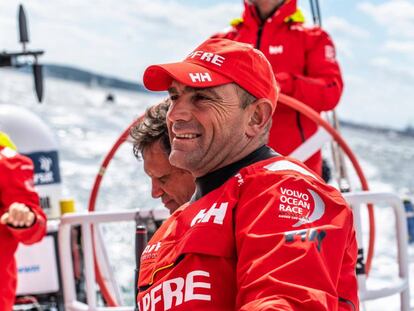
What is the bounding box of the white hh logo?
[189,72,212,83]
[140,270,211,311]
[187,51,225,66]
[269,45,284,55]
[191,202,228,227]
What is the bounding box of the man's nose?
[167,98,192,123]
[151,180,164,198]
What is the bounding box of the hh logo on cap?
[187,51,226,67]
[189,72,212,83]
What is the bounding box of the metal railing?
[58,208,168,311]
[344,191,410,310]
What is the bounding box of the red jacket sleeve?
[0,152,47,245]
[234,172,358,310]
[289,28,344,112]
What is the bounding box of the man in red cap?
[137,38,358,310]
[0,131,47,311]
[213,0,344,177]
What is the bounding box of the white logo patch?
[191,202,228,227]
[189,72,212,83]
[269,45,284,55]
[293,189,325,227]
[141,242,162,261]
[277,187,325,226]
[235,173,244,187]
[325,45,336,61]
[34,158,54,184]
[39,156,52,172]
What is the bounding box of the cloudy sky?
[1,0,413,128]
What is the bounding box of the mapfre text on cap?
[187,51,225,67]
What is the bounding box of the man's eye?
[159,175,169,184]
[194,93,210,102]
[169,94,179,101]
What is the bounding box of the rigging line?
[309,0,317,25]
[315,0,322,26]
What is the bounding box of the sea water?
[1,69,414,310]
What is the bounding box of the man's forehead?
[143,140,168,158]
[143,143,171,175]
[167,83,227,98]
[168,84,202,94]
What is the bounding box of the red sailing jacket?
[137,156,359,310]
[0,146,47,311]
[213,0,344,175]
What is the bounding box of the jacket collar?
[242,0,299,27]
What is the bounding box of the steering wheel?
[87,94,375,306]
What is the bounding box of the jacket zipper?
[256,16,305,143]
[255,23,264,49]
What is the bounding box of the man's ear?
[245,98,273,137]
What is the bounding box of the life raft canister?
[0,104,62,218]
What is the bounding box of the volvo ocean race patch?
[277,186,325,227]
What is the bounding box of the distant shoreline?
[17,63,148,94]
[340,120,414,138]
[10,65,414,138]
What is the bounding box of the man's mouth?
[175,133,201,139]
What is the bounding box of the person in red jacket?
[213,0,344,176]
[137,38,358,310]
[0,131,47,311]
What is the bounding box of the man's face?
[143,140,195,214]
[167,81,251,177]
[249,0,285,16]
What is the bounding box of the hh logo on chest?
[269,45,284,55]
[191,202,229,227]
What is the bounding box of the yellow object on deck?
[60,199,76,214]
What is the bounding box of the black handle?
[135,225,148,311]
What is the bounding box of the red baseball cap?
[143,38,279,111]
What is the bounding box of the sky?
[1,0,413,129]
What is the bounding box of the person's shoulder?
[295,24,332,38]
[242,156,321,180]
[240,157,350,212]
[211,15,247,39]
[0,147,34,171]
[241,156,342,195]
[0,146,18,159]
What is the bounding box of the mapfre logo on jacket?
[139,270,211,311]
